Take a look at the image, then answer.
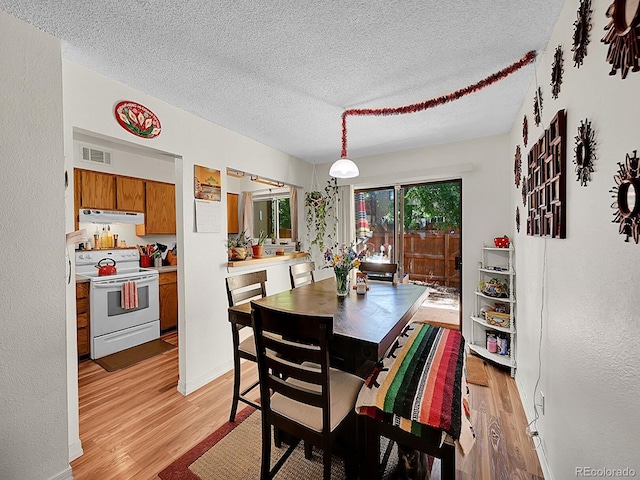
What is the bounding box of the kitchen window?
[253,195,291,239]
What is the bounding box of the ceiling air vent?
[81,146,112,166]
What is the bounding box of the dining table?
[228,277,429,379]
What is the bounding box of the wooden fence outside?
[367,230,461,289]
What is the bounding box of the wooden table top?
[249,277,428,377]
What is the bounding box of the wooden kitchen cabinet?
[76,282,90,357]
[159,271,178,331]
[78,170,117,210]
[116,176,145,212]
[137,181,176,235]
[227,193,239,234]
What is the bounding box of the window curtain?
[241,191,253,239]
[290,186,298,242]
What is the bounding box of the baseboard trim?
[177,360,233,396]
[515,376,554,480]
[49,466,73,480]
[68,438,83,462]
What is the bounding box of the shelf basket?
[485,310,511,328]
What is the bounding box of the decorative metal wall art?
[551,46,564,99]
[572,0,592,68]
[610,150,640,243]
[527,110,567,239]
[514,145,522,187]
[516,206,521,232]
[523,115,529,147]
[574,119,597,186]
[522,176,528,206]
[602,0,640,78]
[533,87,543,127]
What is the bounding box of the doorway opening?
[354,179,462,330]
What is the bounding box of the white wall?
[509,1,640,478]
[62,61,314,403]
[0,11,72,480]
[331,134,513,341]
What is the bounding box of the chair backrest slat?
[226,270,267,307]
[358,261,397,282]
[289,261,316,289]
[267,374,324,408]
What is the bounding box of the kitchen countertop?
[227,252,308,267]
[150,265,177,273]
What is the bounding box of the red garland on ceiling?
[340,50,537,158]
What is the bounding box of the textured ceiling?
[1,1,565,164]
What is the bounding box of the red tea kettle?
[96,258,117,276]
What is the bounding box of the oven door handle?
[91,275,158,288]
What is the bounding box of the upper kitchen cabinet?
[116,176,145,212]
[136,180,176,235]
[77,169,116,210]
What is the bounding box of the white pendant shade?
[329,157,359,178]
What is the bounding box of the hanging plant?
[305,178,339,254]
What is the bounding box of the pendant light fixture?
[328,51,537,180]
[329,112,359,178]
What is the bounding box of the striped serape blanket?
[356,323,475,455]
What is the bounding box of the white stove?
[76,249,160,359]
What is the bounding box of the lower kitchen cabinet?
[76,282,90,357]
[159,271,178,331]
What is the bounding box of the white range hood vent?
[79,209,144,225]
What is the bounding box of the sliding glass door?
[355,180,462,328]
[354,188,397,263]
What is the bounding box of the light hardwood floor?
[71,331,544,479]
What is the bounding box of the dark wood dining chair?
[225,270,267,422]
[251,302,363,480]
[289,261,315,288]
[358,261,398,282]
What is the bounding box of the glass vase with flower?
[324,243,364,297]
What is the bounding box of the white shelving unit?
[469,243,516,377]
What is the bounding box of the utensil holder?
[140,255,151,267]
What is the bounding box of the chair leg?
[363,417,381,480]
[260,421,272,480]
[228,349,242,422]
[441,444,456,480]
[322,448,332,480]
[304,441,312,459]
[274,427,281,448]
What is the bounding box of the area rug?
[94,339,175,372]
[158,408,441,479]
[466,353,489,387]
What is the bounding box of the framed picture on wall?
[194,165,221,201]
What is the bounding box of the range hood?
[79,209,144,225]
